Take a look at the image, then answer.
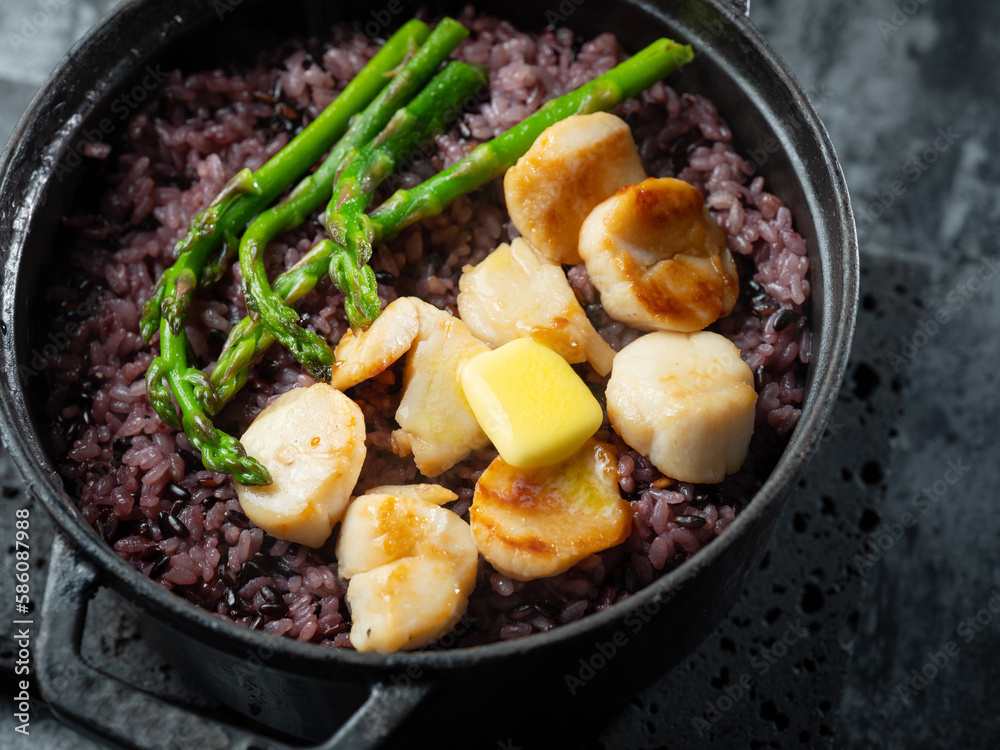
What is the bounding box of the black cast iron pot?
[0,0,857,747]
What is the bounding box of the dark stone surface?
[1,0,998,747]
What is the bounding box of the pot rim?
[0,0,857,672]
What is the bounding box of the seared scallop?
[504,112,646,265]
[470,439,631,581]
[578,177,739,332]
[605,331,756,484]
[363,483,458,505]
[392,300,491,476]
[329,297,420,391]
[236,383,366,548]
[337,489,478,652]
[457,237,616,375]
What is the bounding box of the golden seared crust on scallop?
[336,490,478,653]
[457,237,616,375]
[470,439,632,581]
[329,297,420,391]
[503,112,647,265]
[579,177,739,332]
[346,557,475,653]
[236,383,366,548]
[606,331,756,484]
[337,492,477,580]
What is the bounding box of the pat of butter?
[460,338,603,468]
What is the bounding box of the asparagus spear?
[143,21,430,484]
[207,37,694,410]
[148,318,274,485]
[327,60,488,330]
[239,18,471,381]
[140,19,430,342]
[210,239,337,407]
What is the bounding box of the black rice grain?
[675,515,708,529]
[225,509,251,529]
[260,602,289,617]
[150,554,170,578]
[772,307,797,332]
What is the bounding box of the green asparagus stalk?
[207,36,693,413]
[143,21,430,485]
[239,18,471,381]
[140,19,430,342]
[210,239,339,407]
[148,320,274,485]
[327,60,488,332]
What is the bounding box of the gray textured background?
[1,0,998,747]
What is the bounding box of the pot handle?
[36,532,430,750]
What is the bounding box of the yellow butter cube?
[460,338,603,468]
